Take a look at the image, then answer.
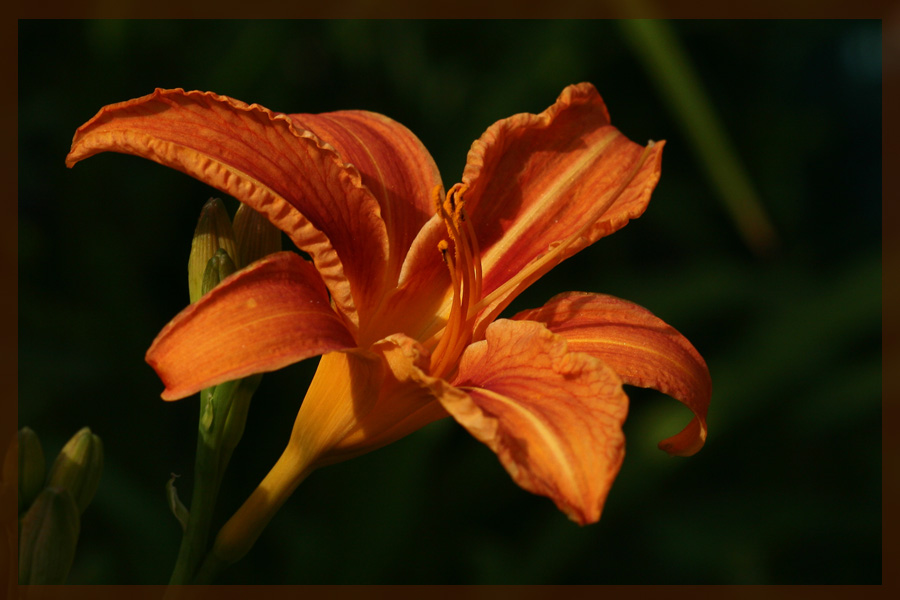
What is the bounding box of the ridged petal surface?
[146,252,355,400]
[66,88,389,328]
[439,319,629,525]
[514,292,711,456]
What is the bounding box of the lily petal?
[439,319,628,525]
[462,82,665,333]
[146,251,356,400]
[514,292,711,456]
[293,335,449,468]
[288,110,443,285]
[66,88,389,328]
[207,333,448,566]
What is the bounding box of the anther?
[438,240,450,262]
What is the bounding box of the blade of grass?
[617,18,778,255]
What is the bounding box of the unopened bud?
[201,249,237,297]
[18,487,80,584]
[233,203,282,267]
[222,374,262,453]
[189,198,238,303]
[46,427,103,515]
[6,427,47,514]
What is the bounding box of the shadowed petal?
[146,251,356,400]
[289,110,443,285]
[66,88,389,328]
[206,333,446,566]
[462,83,665,334]
[438,319,628,525]
[291,334,449,469]
[514,292,711,456]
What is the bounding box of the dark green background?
[18,20,881,584]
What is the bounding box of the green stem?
[167,380,239,585]
[192,551,229,585]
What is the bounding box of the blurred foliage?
[18,20,880,584]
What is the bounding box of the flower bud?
[233,203,282,267]
[46,427,103,515]
[3,427,46,514]
[189,197,238,303]
[201,249,238,297]
[222,374,262,454]
[18,487,80,584]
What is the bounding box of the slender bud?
[201,249,238,297]
[221,374,262,455]
[189,198,239,303]
[18,487,80,584]
[233,203,282,267]
[4,427,46,514]
[46,428,103,515]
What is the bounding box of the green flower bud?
[46,428,103,515]
[8,427,47,514]
[221,374,262,454]
[233,202,282,267]
[18,487,80,584]
[189,197,238,303]
[201,248,237,297]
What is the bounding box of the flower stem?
[191,550,229,584]
[202,445,313,573]
[167,379,239,585]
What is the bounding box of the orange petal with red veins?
[289,110,443,284]
[146,251,355,400]
[460,82,665,333]
[440,319,628,525]
[66,88,389,328]
[514,292,711,457]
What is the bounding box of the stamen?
[428,183,485,379]
[431,238,463,376]
[459,207,483,308]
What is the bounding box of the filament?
[428,183,483,379]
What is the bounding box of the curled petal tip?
[658,418,708,457]
[513,292,711,459]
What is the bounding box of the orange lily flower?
[67,83,710,559]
